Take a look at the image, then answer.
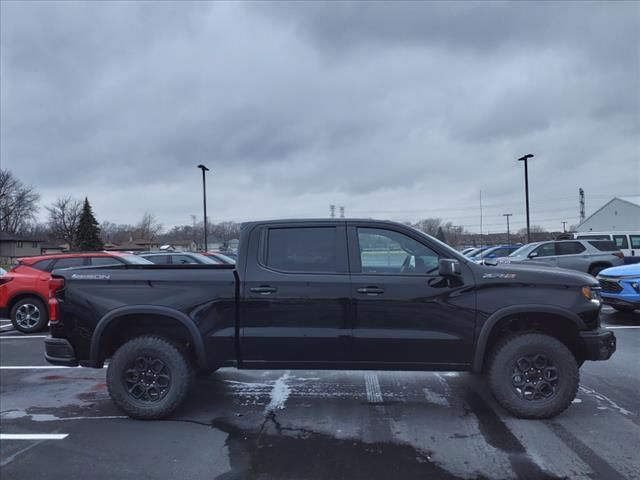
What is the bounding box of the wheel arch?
[90,306,208,369]
[472,305,587,373]
[8,292,48,315]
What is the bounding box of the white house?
[576,196,640,232]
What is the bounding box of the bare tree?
[46,197,83,247]
[134,212,163,240]
[211,221,240,246]
[0,169,40,234]
[413,218,442,236]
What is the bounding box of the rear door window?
[170,255,200,264]
[144,255,169,264]
[630,235,640,249]
[52,257,87,269]
[266,227,338,273]
[556,242,586,255]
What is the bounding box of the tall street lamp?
[197,164,210,251]
[503,213,513,244]
[517,154,534,243]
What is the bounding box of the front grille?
[598,278,622,294]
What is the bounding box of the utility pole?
[517,154,534,243]
[561,221,567,233]
[339,206,345,218]
[197,165,210,251]
[329,205,336,218]
[579,188,585,224]
[503,213,513,244]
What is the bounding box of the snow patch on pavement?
[422,388,450,407]
[264,371,291,413]
[579,386,633,416]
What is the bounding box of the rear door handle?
[250,286,278,295]
[356,286,385,295]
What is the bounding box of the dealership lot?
[0,309,639,480]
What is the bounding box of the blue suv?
[597,264,640,312]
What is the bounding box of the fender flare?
[472,304,586,373]
[89,305,208,369]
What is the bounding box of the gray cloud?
[1,1,638,232]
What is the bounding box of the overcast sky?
[1,1,638,233]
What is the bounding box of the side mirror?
[528,252,539,259]
[439,259,461,276]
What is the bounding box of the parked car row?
[0,249,237,333]
[0,252,152,333]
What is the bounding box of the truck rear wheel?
[487,333,579,419]
[107,335,193,420]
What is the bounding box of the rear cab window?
[629,235,640,249]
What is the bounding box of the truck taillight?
[48,278,65,325]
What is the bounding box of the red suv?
[0,252,149,333]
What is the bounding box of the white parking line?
[364,372,383,404]
[606,326,640,329]
[0,434,68,440]
[0,335,47,339]
[0,324,14,330]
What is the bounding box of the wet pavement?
[0,308,639,480]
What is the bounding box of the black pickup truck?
[45,219,616,420]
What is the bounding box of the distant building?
[0,234,43,264]
[576,197,640,232]
[105,239,161,252]
[40,241,69,255]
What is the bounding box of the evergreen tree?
[436,226,447,244]
[75,197,104,251]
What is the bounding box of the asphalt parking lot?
[0,308,639,480]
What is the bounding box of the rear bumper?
[580,329,616,361]
[44,337,79,367]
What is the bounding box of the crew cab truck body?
[45,219,616,420]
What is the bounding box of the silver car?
[497,239,624,276]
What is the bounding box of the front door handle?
[250,286,278,295]
[356,286,385,295]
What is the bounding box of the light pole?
[503,213,513,244]
[561,221,567,233]
[197,164,210,251]
[517,154,534,243]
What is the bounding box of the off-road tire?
[107,335,193,420]
[10,297,49,333]
[487,333,579,419]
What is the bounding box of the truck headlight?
[631,282,640,293]
[581,286,602,305]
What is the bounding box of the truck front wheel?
[107,335,193,420]
[487,333,579,419]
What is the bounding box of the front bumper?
[601,295,640,310]
[44,337,79,366]
[580,329,616,361]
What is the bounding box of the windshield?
[508,244,535,257]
